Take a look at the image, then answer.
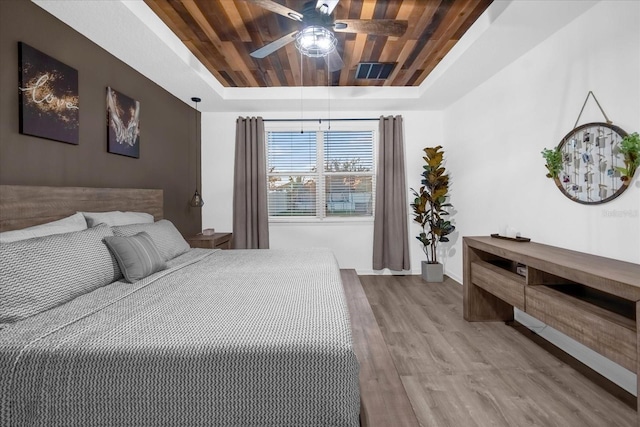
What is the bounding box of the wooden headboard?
[0,185,163,232]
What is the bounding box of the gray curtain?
[233,117,269,249]
[373,115,410,271]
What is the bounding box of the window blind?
[267,129,375,219]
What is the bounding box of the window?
[266,126,376,220]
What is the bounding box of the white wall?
[443,1,640,280]
[201,109,443,274]
[442,0,640,394]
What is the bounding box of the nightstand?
[186,232,232,250]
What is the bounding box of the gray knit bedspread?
[0,248,360,426]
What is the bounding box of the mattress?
[0,247,360,426]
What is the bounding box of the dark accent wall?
[0,0,201,236]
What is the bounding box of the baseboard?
[515,310,637,396]
[356,269,414,275]
[355,269,463,283]
[443,270,462,284]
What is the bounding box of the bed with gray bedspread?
[0,247,360,426]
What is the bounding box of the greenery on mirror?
[616,132,640,183]
[410,146,455,264]
[541,147,563,179]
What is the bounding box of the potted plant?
[541,147,563,182]
[615,132,640,184]
[410,146,455,282]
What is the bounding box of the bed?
[0,185,360,427]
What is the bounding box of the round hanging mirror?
[554,122,629,205]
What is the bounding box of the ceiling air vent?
[356,62,396,80]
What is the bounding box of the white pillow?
[0,212,88,243]
[82,211,154,227]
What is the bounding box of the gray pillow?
[81,211,154,227]
[104,232,166,283]
[0,224,122,323]
[0,212,87,243]
[112,219,190,261]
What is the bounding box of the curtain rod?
[262,118,379,122]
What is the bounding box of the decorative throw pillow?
[0,212,88,243]
[112,219,190,261]
[0,224,122,323]
[81,211,155,227]
[104,232,166,283]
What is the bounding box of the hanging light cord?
[300,49,304,134]
[189,96,204,207]
[327,55,331,131]
[195,99,199,192]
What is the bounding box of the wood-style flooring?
[353,273,636,427]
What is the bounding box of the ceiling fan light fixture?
[295,26,336,58]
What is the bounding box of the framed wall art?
[555,122,629,204]
[18,42,79,145]
[106,87,140,158]
[545,92,636,205]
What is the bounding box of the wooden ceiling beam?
[180,0,224,51]
[360,0,377,19]
[144,0,493,88]
[223,41,261,87]
[410,0,481,86]
[183,40,231,86]
[339,38,356,86]
[144,0,190,41]
[383,39,417,86]
[350,33,368,70]
[218,0,252,42]
[395,0,416,21]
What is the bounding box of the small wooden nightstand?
[186,232,232,250]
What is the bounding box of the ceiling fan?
[247,0,408,72]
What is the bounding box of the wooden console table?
[463,236,640,422]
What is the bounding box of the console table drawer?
[526,285,636,372]
[471,260,525,310]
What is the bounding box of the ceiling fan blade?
[250,31,298,59]
[244,0,303,21]
[324,49,344,72]
[316,0,339,15]
[333,19,408,37]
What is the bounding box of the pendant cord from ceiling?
[327,54,331,131]
[290,37,378,129]
[300,49,304,134]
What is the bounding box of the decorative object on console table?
[490,234,531,242]
[186,232,232,250]
[410,146,455,282]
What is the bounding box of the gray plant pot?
[421,261,443,282]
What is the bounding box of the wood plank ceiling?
[144,0,493,87]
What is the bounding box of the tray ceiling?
[143,0,493,88]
